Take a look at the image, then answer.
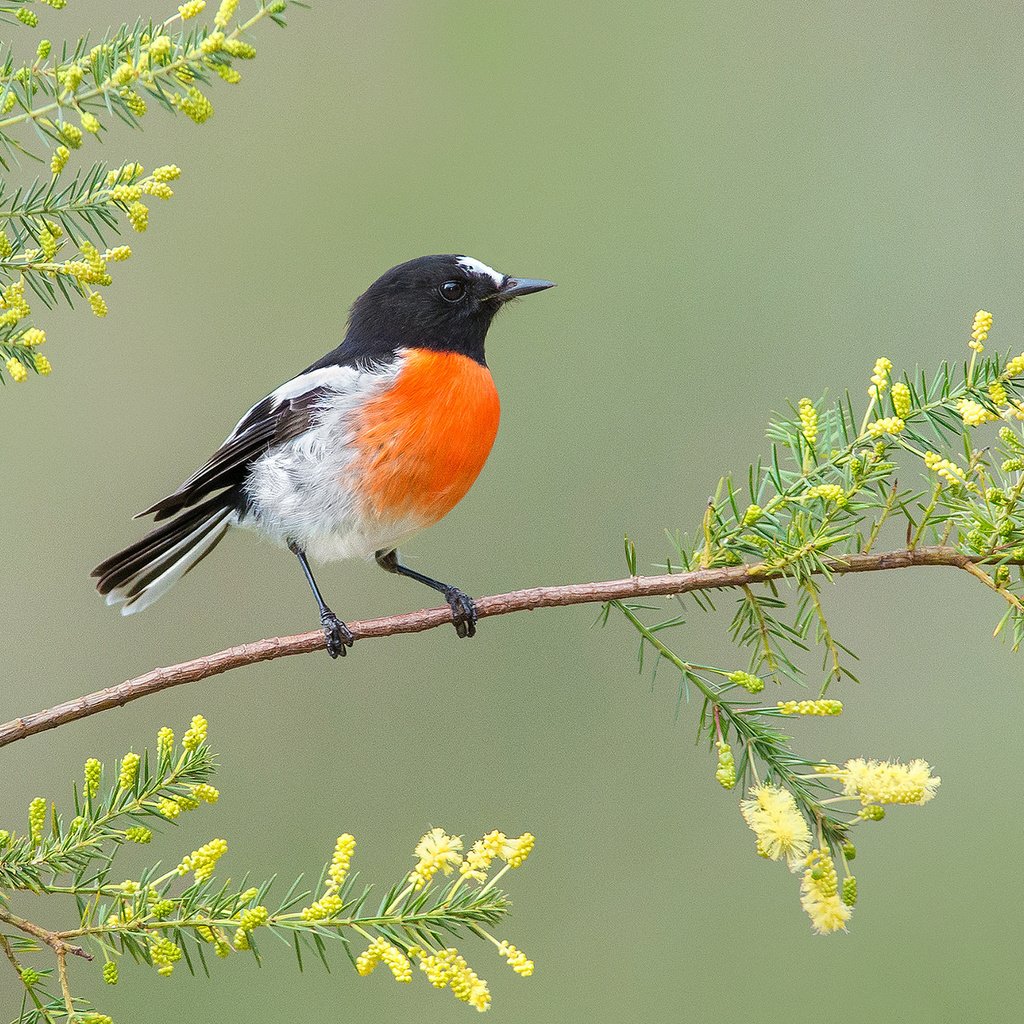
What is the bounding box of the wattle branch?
[0,544,1011,749]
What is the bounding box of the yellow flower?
[970,309,993,352]
[498,941,534,977]
[798,397,818,445]
[51,146,70,176]
[6,357,28,383]
[238,906,268,931]
[715,740,736,790]
[81,112,101,134]
[460,829,508,880]
[28,797,46,842]
[178,0,207,18]
[800,847,852,934]
[924,451,974,490]
[127,201,149,232]
[149,36,173,60]
[837,757,940,805]
[200,31,226,54]
[152,164,181,182]
[957,398,998,427]
[118,752,140,790]
[1004,354,1024,377]
[409,827,464,889]
[739,784,811,866]
[149,936,183,976]
[327,833,355,888]
[727,669,764,693]
[891,381,912,417]
[182,714,208,751]
[776,699,842,715]
[157,726,174,762]
[868,356,892,398]
[503,832,536,868]
[21,328,46,347]
[192,783,219,804]
[299,892,343,921]
[178,86,214,124]
[84,758,102,799]
[866,416,905,437]
[989,381,1008,406]
[215,0,239,29]
[125,826,152,843]
[89,292,108,318]
[356,938,412,982]
[803,483,847,505]
[60,122,83,148]
[177,837,227,882]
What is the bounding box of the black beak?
[492,276,556,302]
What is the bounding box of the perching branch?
[0,544,1014,750]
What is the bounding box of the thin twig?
[0,545,1014,750]
[0,908,93,962]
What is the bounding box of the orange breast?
[353,348,501,527]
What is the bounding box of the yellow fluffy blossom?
[223,39,257,59]
[957,398,998,427]
[215,0,239,28]
[118,752,140,790]
[1005,354,1024,378]
[215,63,242,83]
[81,112,101,134]
[152,164,181,182]
[21,328,46,347]
[157,726,174,762]
[238,906,268,932]
[233,928,250,950]
[715,740,736,789]
[28,797,46,842]
[149,35,173,60]
[127,201,149,232]
[149,936,183,976]
[891,381,912,417]
[84,758,102,799]
[503,832,536,868]
[179,86,214,124]
[798,397,818,445]
[409,828,464,889]
[142,180,174,200]
[125,826,153,843]
[105,245,132,262]
[182,714,208,751]
[328,833,355,888]
[192,782,219,804]
[837,757,940,805]
[800,847,851,934]
[460,829,508,881]
[989,380,1008,406]
[866,416,905,437]
[89,293,108,318]
[200,31,226,54]
[924,450,973,489]
[177,837,227,881]
[777,699,843,715]
[299,892,343,921]
[51,146,70,176]
[803,483,847,505]
[416,948,491,1011]
[727,669,764,693]
[60,122,83,148]
[178,0,207,18]
[739,784,811,866]
[868,356,892,398]
[6,357,28,383]
[356,938,412,982]
[971,309,993,352]
[124,91,147,117]
[497,940,534,977]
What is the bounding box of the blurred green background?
[4,1,1024,1020]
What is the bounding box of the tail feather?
[93,496,235,615]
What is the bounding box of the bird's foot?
[443,587,478,639]
[321,610,355,658]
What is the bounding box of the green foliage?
[0,1,303,386]
[613,335,1024,931]
[0,717,535,1021]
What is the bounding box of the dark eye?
[438,280,466,302]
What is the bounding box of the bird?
[91,254,555,657]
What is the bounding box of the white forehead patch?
[456,256,505,287]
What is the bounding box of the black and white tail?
[92,494,236,615]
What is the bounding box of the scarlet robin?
[92,255,555,656]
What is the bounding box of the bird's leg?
[375,548,477,639]
[289,542,354,658]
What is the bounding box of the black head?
[340,255,555,367]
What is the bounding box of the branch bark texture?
[0,546,1000,749]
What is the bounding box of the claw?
[321,611,355,659]
[443,587,478,639]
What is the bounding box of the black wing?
[137,386,327,522]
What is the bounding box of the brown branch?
[0,907,93,962]
[0,545,1009,750]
